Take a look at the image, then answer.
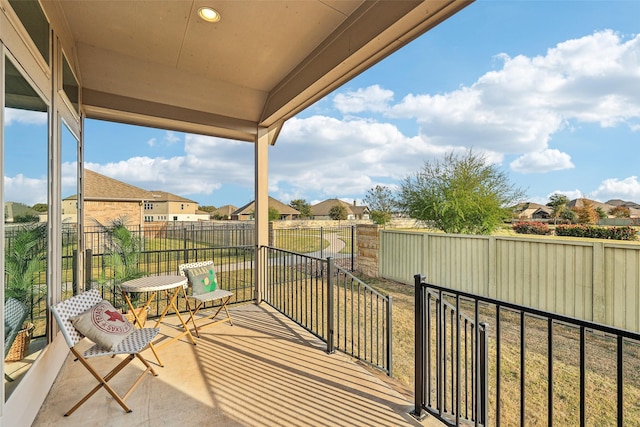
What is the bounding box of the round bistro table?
[120,275,196,366]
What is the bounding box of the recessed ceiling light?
[198,7,221,23]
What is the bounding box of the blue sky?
[6,1,640,209]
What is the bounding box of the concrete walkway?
[33,303,445,427]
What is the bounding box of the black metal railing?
[413,275,640,427]
[262,246,391,374]
[271,225,356,271]
[22,222,358,346]
[413,275,488,426]
[82,245,255,319]
[83,222,255,255]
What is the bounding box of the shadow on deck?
[33,303,444,427]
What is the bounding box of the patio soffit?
[43,0,473,144]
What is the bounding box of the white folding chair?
[178,261,233,338]
[51,289,159,416]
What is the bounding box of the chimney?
[353,200,356,206]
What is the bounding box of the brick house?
[63,169,207,228]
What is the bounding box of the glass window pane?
[62,55,79,114]
[4,57,49,400]
[8,0,50,65]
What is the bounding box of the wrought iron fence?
[414,276,640,427]
[413,275,488,426]
[83,221,255,254]
[271,225,357,271]
[261,246,391,374]
[83,245,255,319]
[18,221,357,342]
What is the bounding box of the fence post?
[326,257,335,354]
[72,249,78,295]
[183,227,188,263]
[387,295,393,376]
[412,274,427,420]
[351,225,355,272]
[84,248,92,291]
[479,322,489,425]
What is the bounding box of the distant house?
[604,199,640,217]
[568,198,617,218]
[532,208,552,219]
[513,202,552,220]
[211,205,237,220]
[145,191,206,222]
[77,169,155,228]
[232,197,300,220]
[64,169,206,228]
[606,199,640,210]
[311,199,370,220]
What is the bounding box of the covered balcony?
[0,1,473,426]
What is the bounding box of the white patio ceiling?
[44,0,473,144]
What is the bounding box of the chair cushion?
[185,265,217,295]
[71,300,134,350]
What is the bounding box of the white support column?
[254,127,269,303]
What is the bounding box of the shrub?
[555,225,637,240]
[512,221,551,235]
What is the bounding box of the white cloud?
[590,176,640,201]
[147,131,180,148]
[164,131,180,144]
[61,161,78,198]
[4,108,47,126]
[4,173,47,205]
[85,134,255,203]
[333,85,394,114]
[547,189,584,202]
[273,116,450,200]
[510,149,574,173]
[386,30,640,159]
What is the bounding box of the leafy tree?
[595,206,608,219]
[13,213,40,223]
[290,199,312,219]
[561,209,577,223]
[31,203,48,212]
[547,193,569,225]
[397,149,524,235]
[4,223,47,304]
[268,207,280,221]
[364,185,396,226]
[96,216,146,306]
[574,200,599,225]
[329,204,347,220]
[198,205,217,213]
[609,205,631,218]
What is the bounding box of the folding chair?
[51,289,160,416]
[179,261,233,338]
[4,297,29,381]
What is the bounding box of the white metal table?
[120,275,196,366]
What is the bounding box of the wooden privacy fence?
[379,230,640,333]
